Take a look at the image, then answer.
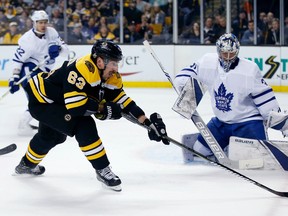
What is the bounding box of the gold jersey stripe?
[66,97,88,109]
[113,91,126,102]
[38,74,47,97]
[26,153,41,164]
[80,139,102,151]
[26,145,46,164]
[30,76,46,103]
[27,145,46,158]
[64,91,87,98]
[122,97,132,107]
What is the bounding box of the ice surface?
[0,87,287,216]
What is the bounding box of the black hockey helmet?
[91,40,123,62]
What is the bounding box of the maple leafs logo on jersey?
[214,83,234,112]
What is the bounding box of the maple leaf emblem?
[214,83,234,112]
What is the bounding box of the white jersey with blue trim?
[12,26,69,72]
[174,53,280,123]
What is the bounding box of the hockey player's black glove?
[95,101,122,120]
[144,112,170,145]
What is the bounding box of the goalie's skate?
[15,158,45,176]
[96,166,122,192]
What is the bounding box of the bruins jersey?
[26,54,135,117]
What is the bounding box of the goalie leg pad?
[229,136,288,170]
[181,133,199,163]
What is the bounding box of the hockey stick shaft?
[122,113,288,197]
[143,40,235,167]
[0,57,49,101]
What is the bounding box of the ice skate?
[15,158,45,176]
[96,166,122,192]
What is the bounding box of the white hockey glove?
[267,110,288,137]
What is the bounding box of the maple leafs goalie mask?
[216,33,240,72]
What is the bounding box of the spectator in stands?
[179,21,200,44]
[151,2,166,26]
[266,12,274,30]
[45,0,58,19]
[136,0,149,13]
[204,17,217,44]
[126,20,142,43]
[241,20,263,45]
[67,0,76,12]
[92,24,116,43]
[143,3,153,24]
[89,4,101,20]
[68,12,81,28]
[74,2,85,16]
[232,10,248,40]
[68,23,87,44]
[12,0,29,9]
[50,8,64,32]
[0,21,6,43]
[15,6,28,32]
[0,7,8,23]
[136,14,153,40]
[284,17,288,45]
[124,0,142,25]
[82,17,98,40]
[98,16,108,29]
[21,17,33,34]
[214,16,226,38]
[265,18,280,45]
[2,22,22,44]
[97,0,114,17]
[30,0,45,11]
[5,5,18,23]
[257,12,267,32]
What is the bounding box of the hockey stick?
[0,57,49,101]
[122,112,288,197]
[143,40,263,169]
[0,144,17,155]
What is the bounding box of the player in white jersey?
[8,10,69,135]
[174,33,288,160]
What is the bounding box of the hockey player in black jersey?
[14,40,169,192]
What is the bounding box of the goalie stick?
[0,57,50,101]
[0,144,17,155]
[142,40,263,169]
[122,112,288,198]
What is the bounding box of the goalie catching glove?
[144,112,169,145]
[95,101,122,120]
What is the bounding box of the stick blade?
[0,144,17,155]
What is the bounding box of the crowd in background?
[0,0,287,45]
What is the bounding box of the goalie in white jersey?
[174,33,288,161]
[8,10,69,135]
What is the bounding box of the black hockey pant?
[22,103,110,170]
